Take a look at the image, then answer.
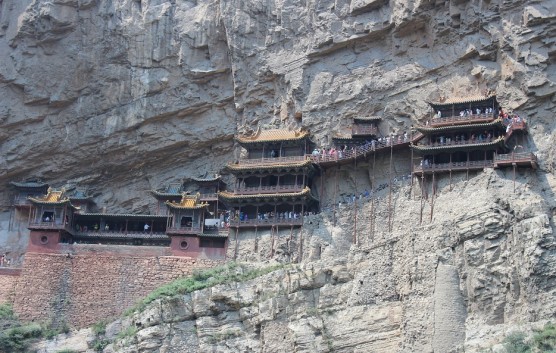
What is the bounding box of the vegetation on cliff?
[124,261,288,316]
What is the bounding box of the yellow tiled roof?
[226,159,312,171]
[28,188,70,205]
[430,93,496,106]
[218,187,312,200]
[166,193,209,210]
[236,129,309,144]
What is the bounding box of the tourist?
[94,224,99,231]
[45,216,50,222]
[143,223,149,232]
[105,224,109,231]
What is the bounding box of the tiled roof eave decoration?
[165,202,209,210]
[10,181,48,188]
[225,159,313,172]
[165,192,209,210]
[411,137,505,152]
[416,119,504,133]
[236,128,309,145]
[28,198,70,206]
[189,176,221,182]
[218,187,313,201]
[428,94,496,108]
[150,190,182,198]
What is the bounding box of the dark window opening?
[42,211,54,222]
[181,217,193,227]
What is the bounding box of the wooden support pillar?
[354,148,358,244]
[513,163,517,192]
[150,220,154,234]
[125,219,128,233]
[466,151,470,181]
[431,172,435,223]
[387,142,393,233]
[449,153,453,191]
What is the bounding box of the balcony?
[228,217,304,228]
[234,184,305,195]
[430,113,496,127]
[234,155,309,166]
[73,230,169,239]
[413,160,494,175]
[494,152,537,169]
[29,221,74,234]
[352,125,378,136]
[166,226,203,235]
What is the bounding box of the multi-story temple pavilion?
[412,94,537,176]
[332,116,381,148]
[27,188,78,252]
[219,128,319,228]
[9,179,49,209]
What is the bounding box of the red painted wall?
[27,230,62,254]
[170,236,227,259]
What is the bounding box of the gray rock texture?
[0,0,555,351]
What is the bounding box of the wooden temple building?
[219,129,319,228]
[12,92,540,259]
[411,95,537,177]
[9,179,49,209]
[332,117,381,148]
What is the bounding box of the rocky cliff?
[1,0,555,352]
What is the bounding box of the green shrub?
[115,325,138,341]
[125,262,287,316]
[532,322,556,352]
[92,320,107,336]
[0,323,42,352]
[503,331,531,353]
[91,337,111,352]
[0,304,14,320]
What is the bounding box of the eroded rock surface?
[1,0,555,351]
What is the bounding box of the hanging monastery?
[8,94,538,260]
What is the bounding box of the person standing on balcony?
[144,223,150,232]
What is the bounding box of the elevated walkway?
[413,160,494,176]
[494,152,538,169]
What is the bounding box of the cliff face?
[1,0,556,352]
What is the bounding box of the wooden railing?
[228,217,304,227]
[504,121,527,139]
[73,230,168,239]
[308,135,415,164]
[414,160,494,173]
[352,125,378,136]
[166,226,203,235]
[417,137,499,148]
[494,152,535,161]
[29,221,73,232]
[234,155,308,166]
[430,113,496,126]
[234,184,305,194]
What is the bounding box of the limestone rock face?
[1,0,555,351]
